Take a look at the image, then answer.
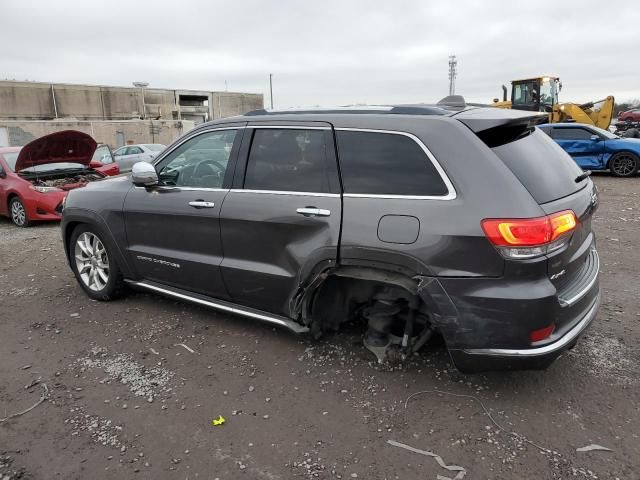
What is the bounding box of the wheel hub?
[11,201,25,225]
[613,154,636,176]
[74,232,109,292]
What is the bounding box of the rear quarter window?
[492,128,584,204]
[335,130,449,196]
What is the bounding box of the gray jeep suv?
[61,102,600,372]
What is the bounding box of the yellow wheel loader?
[492,76,615,129]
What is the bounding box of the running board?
[127,280,309,334]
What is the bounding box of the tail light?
[481,210,577,259]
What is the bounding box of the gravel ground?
[0,174,639,480]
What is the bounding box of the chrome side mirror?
[590,135,600,142]
[131,161,158,186]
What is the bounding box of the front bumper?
[23,190,67,221]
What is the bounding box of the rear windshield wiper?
[575,170,592,183]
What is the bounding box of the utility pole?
[269,73,274,109]
[448,55,457,96]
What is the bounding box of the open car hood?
[15,130,97,172]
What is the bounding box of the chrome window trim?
[343,193,450,200]
[334,127,457,200]
[230,189,340,198]
[132,185,229,193]
[171,186,228,193]
[152,125,245,167]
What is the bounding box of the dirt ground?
[1,174,638,480]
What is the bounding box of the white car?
[113,144,166,172]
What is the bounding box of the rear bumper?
[417,245,601,372]
[449,291,599,372]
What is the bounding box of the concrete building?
[0,80,263,148]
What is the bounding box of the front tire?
[9,197,31,227]
[609,152,639,177]
[69,225,126,301]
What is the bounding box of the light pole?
[269,73,273,109]
[133,81,149,119]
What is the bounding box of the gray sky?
[1,0,638,107]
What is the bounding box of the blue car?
[538,123,640,177]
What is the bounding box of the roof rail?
[245,104,450,116]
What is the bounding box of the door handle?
[296,207,331,217]
[189,200,216,208]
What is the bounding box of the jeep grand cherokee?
[61,102,600,372]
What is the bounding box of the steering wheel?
[193,160,225,177]
[209,160,226,173]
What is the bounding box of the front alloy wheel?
[10,197,30,227]
[70,226,125,300]
[74,232,110,291]
[610,152,639,177]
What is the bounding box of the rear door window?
[335,130,449,196]
[244,128,339,193]
[491,128,584,204]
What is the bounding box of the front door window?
[157,129,237,189]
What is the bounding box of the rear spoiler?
[450,108,548,147]
[450,107,547,133]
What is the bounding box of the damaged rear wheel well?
[307,267,434,356]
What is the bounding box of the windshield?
[2,152,19,171]
[145,144,166,152]
[92,145,114,164]
[590,125,618,139]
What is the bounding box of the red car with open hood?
[0,130,118,227]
